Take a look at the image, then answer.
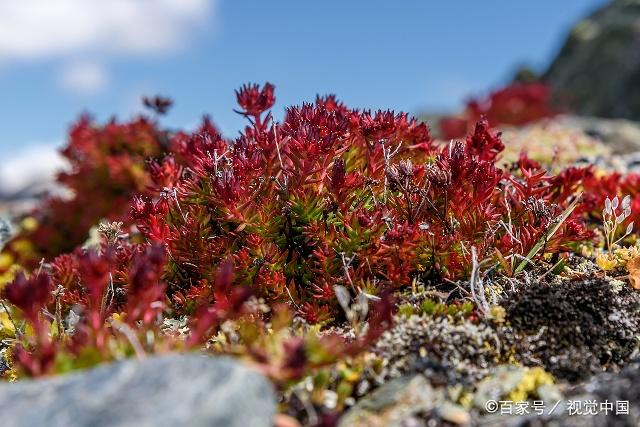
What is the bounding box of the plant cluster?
[129,84,594,326]
[0,83,637,418]
[439,82,556,140]
[0,112,173,276]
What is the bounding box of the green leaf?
[514,194,581,274]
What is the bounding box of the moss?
[474,365,559,409]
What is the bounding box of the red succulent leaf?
[235,82,275,118]
[3,272,53,323]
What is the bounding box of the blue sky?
[0,0,607,158]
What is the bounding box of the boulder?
[338,375,470,427]
[0,354,275,427]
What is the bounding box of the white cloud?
[57,61,109,95]
[0,142,66,196]
[0,0,215,60]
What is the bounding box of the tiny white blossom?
[333,285,351,312]
[612,196,619,210]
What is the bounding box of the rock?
[338,375,451,427]
[438,402,472,426]
[432,113,640,172]
[498,116,611,167]
[544,0,640,121]
[496,114,640,176]
[473,365,561,409]
[500,279,640,382]
[374,315,502,386]
[499,114,640,163]
[479,362,640,427]
[0,216,10,249]
[571,360,640,427]
[558,115,640,154]
[0,354,275,427]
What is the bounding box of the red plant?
[3,273,52,335]
[0,113,171,274]
[440,83,556,140]
[0,83,612,382]
[129,85,587,326]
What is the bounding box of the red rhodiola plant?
[131,83,589,326]
[0,110,172,276]
[2,272,56,376]
[1,236,172,376]
[440,82,557,140]
[1,83,600,382]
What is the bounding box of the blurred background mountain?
[544,0,640,120]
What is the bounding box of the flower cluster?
[130,84,589,325]
[0,83,614,383]
[440,83,556,139]
[0,114,171,276]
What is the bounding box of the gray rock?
[0,216,10,249]
[478,362,640,427]
[497,114,640,172]
[0,354,275,427]
[567,360,640,427]
[338,375,436,427]
[338,374,470,427]
[555,115,640,154]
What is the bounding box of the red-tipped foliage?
[187,259,252,346]
[126,245,166,324]
[3,273,52,327]
[440,83,556,139]
[126,83,588,326]
[1,114,170,274]
[2,82,622,381]
[235,82,276,127]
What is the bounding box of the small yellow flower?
[0,253,14,270]
[596,252,618,271]
[20,217,38,232]
[489,305,506,323]
[11,239,34,257]
[0,264,22,287]
[0,311,16,337]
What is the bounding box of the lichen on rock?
[374,315,504,386]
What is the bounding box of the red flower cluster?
[1,114,170,273]
[129,84,587,325]
[440,83,556,139]
[1,82,620,380]
[1,238,170,375]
